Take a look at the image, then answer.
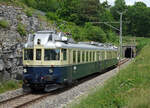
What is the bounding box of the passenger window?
[90,52,92,61]
[24,49,33,60]
[73,51,76,63]
[78,51,80,63]
[62,49,67,60]
[98,51,102,61]
[96,51,99,61]
[44,49,60,60]
[86,51,88,62]
[82,51,85,62]
[36,49,41,60]
[93,52,95,61]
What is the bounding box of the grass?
[70,42,150,108]
[0,80,22,94]
[17,23,27,36]
[0,19,9,28]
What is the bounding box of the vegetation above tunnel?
[1,0,150,45]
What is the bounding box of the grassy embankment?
[70,38,150,108]
[0,80,22,94]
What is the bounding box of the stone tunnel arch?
[125,48,134,58]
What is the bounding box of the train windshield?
[24,49,33,60]
[44,49,60,60]
[36,49,41,60]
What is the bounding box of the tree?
[84,23,107,42]
[111,0,127,20]
[57,0,101,25]
[126,2,150,37]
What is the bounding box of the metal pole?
[119,13,123,61]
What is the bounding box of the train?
[22,31,119,92]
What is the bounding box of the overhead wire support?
[91,11,126,61]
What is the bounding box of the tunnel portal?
[125,48,134,58]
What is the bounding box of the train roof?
[24,31,118,51]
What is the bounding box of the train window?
[62,49,67,60]
[90,51,92,62]
[36,49,41,60]
[86,51,88,62]
[102,51,105,60]
[44,49,60,60]
[96,51,99,61]
[82,51,85,62]
[24,49,33,60]
[93,52,95,61]
[98,51,100,61]
[73,51,76,63]
[78,51,80,63]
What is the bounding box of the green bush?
[106,30,118,43]
[22,0,37,8]
[25,9,33,17]
[0,80,22,94]
[46,12,59,21]
[0,20,9,28]
[84,23,107,43]
[17,23,27,36]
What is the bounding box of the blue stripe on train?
[23,67,64,83]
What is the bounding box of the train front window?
[36,49,41,60]
[62,49,67,60]
[44,49,60,60]
[24,49,33,60]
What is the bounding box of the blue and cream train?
[23,31,119,92]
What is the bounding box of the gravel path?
[26,59,132,108]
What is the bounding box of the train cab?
[23,31,69,92]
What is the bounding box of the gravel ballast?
[0,88,24,102]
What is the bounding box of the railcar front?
[23,45,69,92]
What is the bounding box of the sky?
[100,0,150,7]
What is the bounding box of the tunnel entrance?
[125,48,134,58]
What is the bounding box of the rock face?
[0,4,54,81]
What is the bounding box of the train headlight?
[24,69,27,73]
[49,69,53,73]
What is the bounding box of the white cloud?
[100,0,150,7]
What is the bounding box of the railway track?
[0,58,130,108]
[118,58,129,66]
[0,92,53,108]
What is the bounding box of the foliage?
[17,23,27,36]
[57,0,100,25]
[83,23,107,43]
[125,2,150,37]
[46,12,59,21]
[25,9,33,17]
[22,0,60,12]
[70,40,150,108]
[106,30,118,43]
[0,20,9,28]
[0,80,22,94]
[111,0,127,20]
